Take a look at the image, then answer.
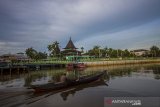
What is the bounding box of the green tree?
[25,47,47,60]
[101,46,108,58]
[150,45,159,57]
[37,52,47,60]
[117,49,123,58]
[108,48,113,58]
[87,45,101,57]
[48,41,60,57]
[123,49,130,57]
[25,47,37,59]
[93,45,101,57]
[111,50,118,58]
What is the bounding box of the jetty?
[0,63,66,75]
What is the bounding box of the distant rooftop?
[64,37,77,49]
[130,49,149,52]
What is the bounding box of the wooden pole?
[0,68,1,75]
[18,67,19,75]
[10,68,11,76]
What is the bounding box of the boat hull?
[30,71,105,92]
[66,63,85,69]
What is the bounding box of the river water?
[0,64,160,107]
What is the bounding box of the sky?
[0,0,160,54]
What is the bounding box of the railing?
[12,57,160,65]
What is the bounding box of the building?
[62,37,81,56]
[0,53,29,62]
[0,54,16,61]
[130,49,149,56]
[61,37,81,59]
[15,53,30,61]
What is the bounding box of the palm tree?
[93,45,101,57]
[108,48,113,58]
[150,45,159,57]
[93,45,100,50]
[47,41,60,57]
[104,46,108,57]
[25,47,37,59]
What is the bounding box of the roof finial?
[70,36,71,40]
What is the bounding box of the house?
[0,53,30,62]
[15,53,30,61]
[0,54,16,61]
[130,49,149,56]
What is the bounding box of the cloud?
[75,19,160,50]
[0,0,160,54]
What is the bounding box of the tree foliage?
[47,41,60,57]
[25,47,37,59]
[150,45,160,57]
[25,47,47,60]
[87,46,135,58]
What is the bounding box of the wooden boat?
[66,63,74,68]
[30,71,106,92]
[75,62,85,68]
[66,62,85,69]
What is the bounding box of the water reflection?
[0,64,160,107]
[0,64,160,89]
[60,79,107,101]
[30,79,107,100]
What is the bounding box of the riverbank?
[7,58,160,71]
[84,59,160,67]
